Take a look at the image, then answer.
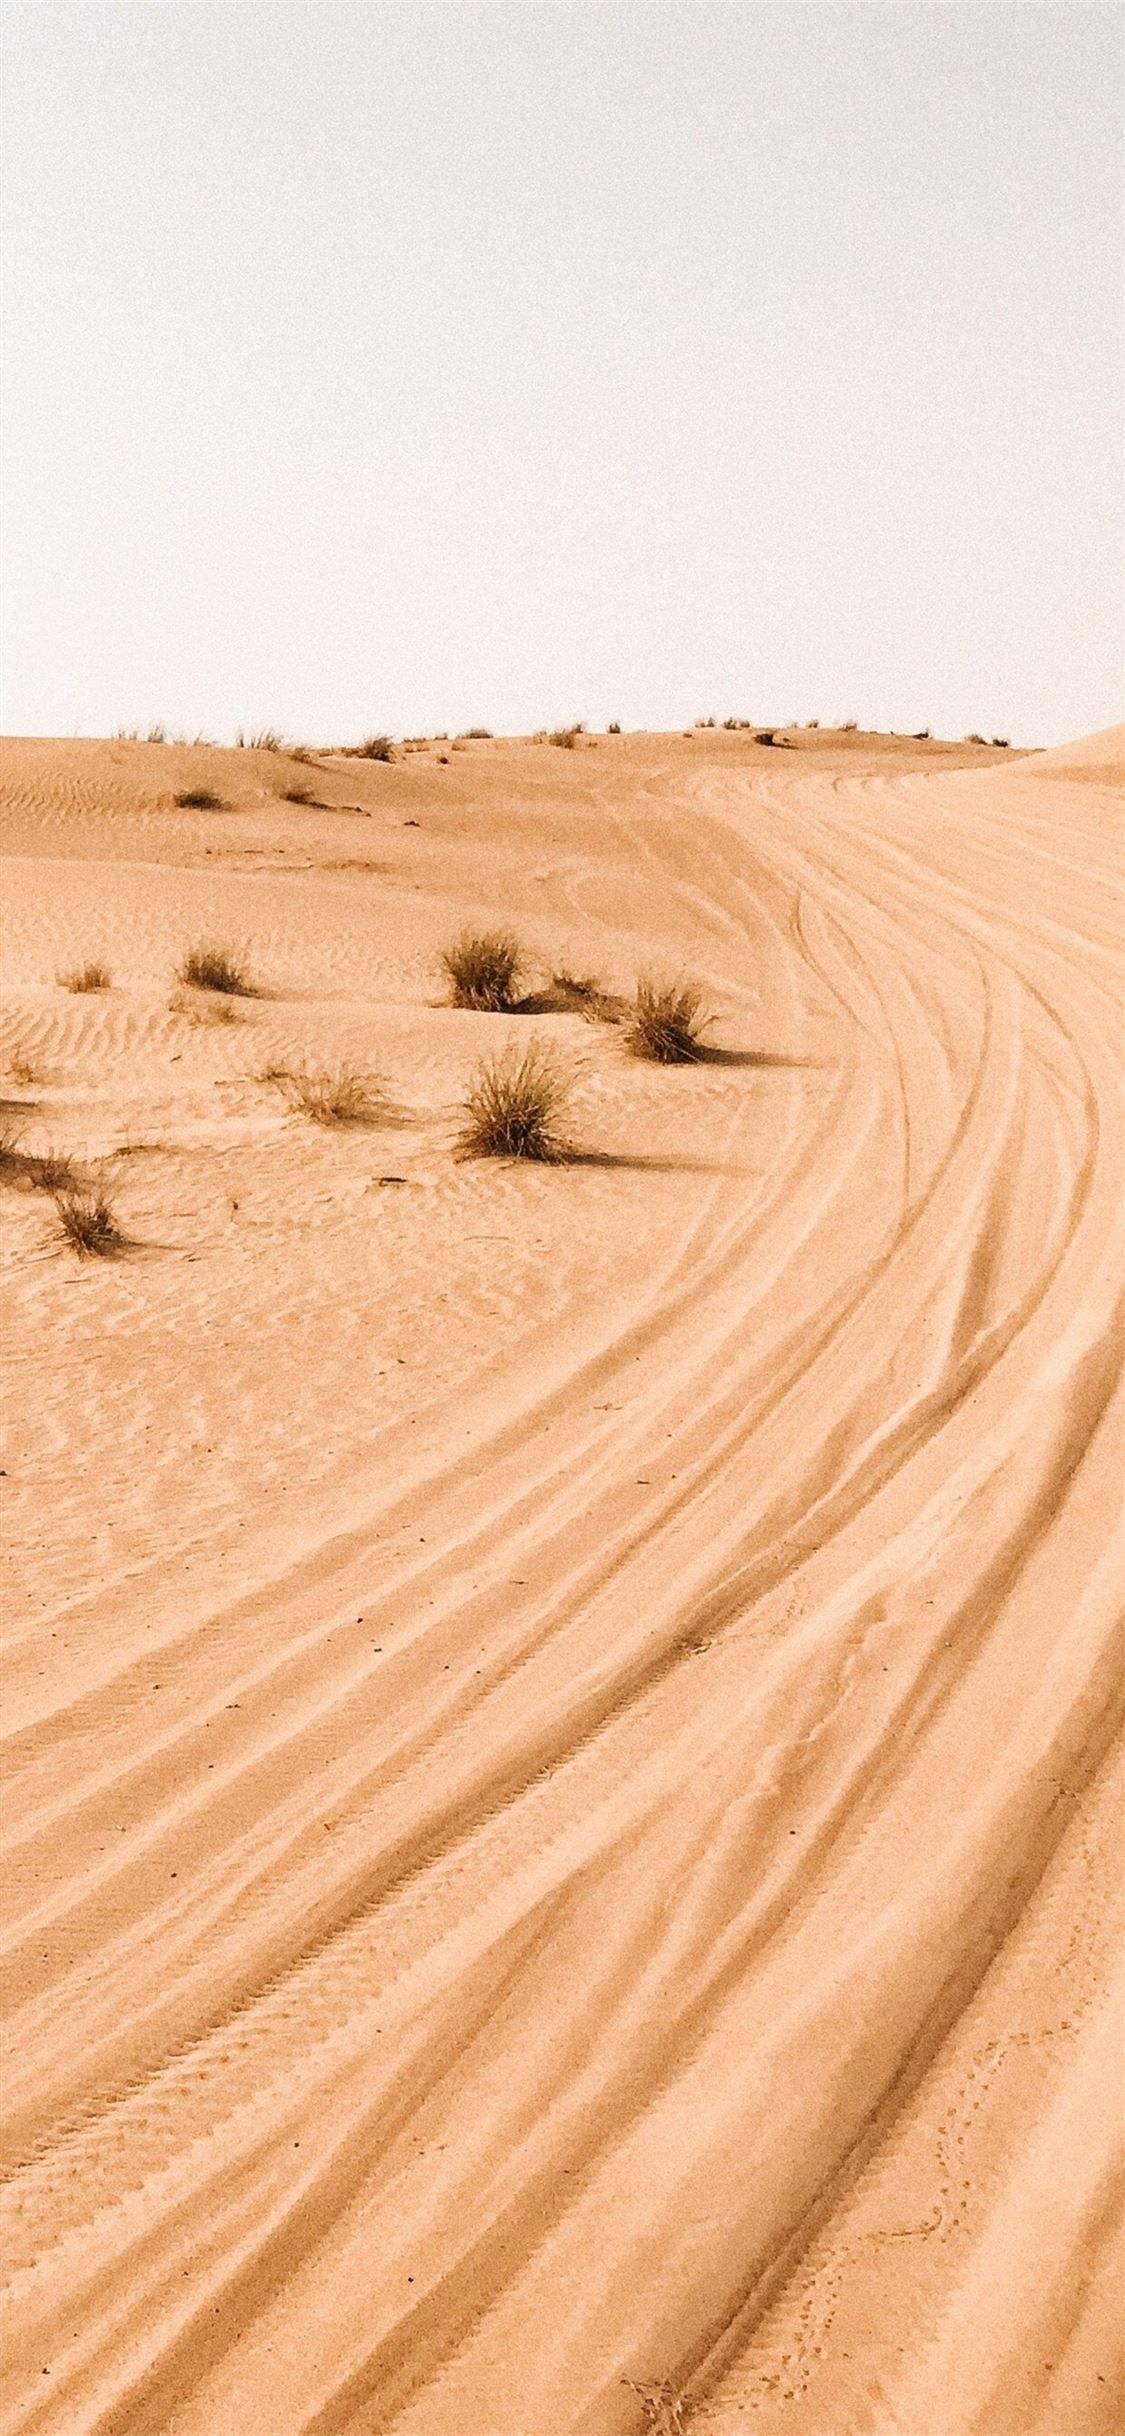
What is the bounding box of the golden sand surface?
[1,721,1122,2434]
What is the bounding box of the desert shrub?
[628,975,710,1064]
[145,724,167,745]
[460,1042,570,1161]
[457,727,493,740]
[992,735,1010,748]
[840,720,858,733]
[175,787,225,810]
[965,732,987,746]
[696,716,716,729]
[354,734,394,761]
[548,724,584,749]
[60,961,111,993]
[177,944,252,995]
[237,728,283,751]
[913,728,931,740]
[441,928,523,1010]
[53,1184,124,1256]
[281,785,317,804]
[267,1063,387,1126]
[607,721,622,734]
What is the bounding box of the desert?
[1,717,1121,2434]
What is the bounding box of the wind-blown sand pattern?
[1,724,1121,2435]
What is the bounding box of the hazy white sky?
[2,3,1120,746]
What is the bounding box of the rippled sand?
[2,721,1121,2435]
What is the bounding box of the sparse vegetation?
[457,728,493,741]
[840,720,859,733]
[459,1041,571,1162]
[353,734,394,761]
[145,724,167,745]
[52,1183,124,1257]
[913,728,931,740]
[60,961,111,993]
[965,732,987,746]
[696,716,716,729]
[177,944,253,996]
[441,928,523,1011]
[280,785,318,805]
[265,1063,388,1126]
[548,724,584,749]
[992,735,1010,748]
[175,787,226,810]
[237,728,283,751]
[607,721,622,734]
[628,975,710,1064]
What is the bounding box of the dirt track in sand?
[1,723,1122,2434]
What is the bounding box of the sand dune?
[1,723,1121,2435]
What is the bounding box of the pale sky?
[1,2,1121,747]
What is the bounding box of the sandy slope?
[1,722,1121,2436]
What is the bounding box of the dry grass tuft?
[965,732,987,746]
[352,734,394,761]
[441,928,523,1011]
[548,723,585,749]
[457,727,493,740]
[266,1063,388,1127]
[177,944,253,996]
[460,1041,572,1162]
[280,784,318,805]
[52,1183,125,1257]
[627,975,711,1064]
[174,787,226,810]
[60,961,111,993]
[237,728,283,751]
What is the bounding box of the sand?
[1,720,1121,2435]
